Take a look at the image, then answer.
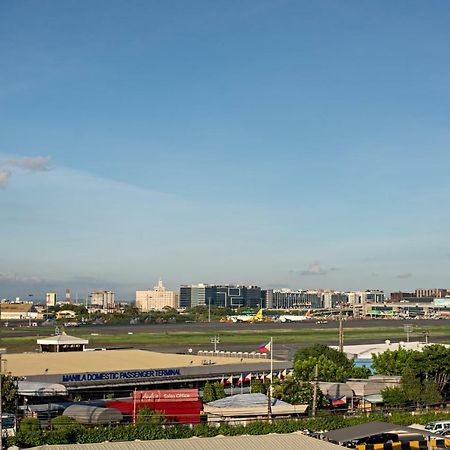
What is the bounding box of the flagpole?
[267,336,273,421]
[270,336,273,383]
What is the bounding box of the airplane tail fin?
[254,309,263,320]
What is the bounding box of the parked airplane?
[277,309,312,323]
[227,308,264,323]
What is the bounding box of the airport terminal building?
[3,335,291,399]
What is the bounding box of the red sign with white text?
[133,389,198,402]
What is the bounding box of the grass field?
[2,324,450,348]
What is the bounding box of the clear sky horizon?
[1,1,450,300]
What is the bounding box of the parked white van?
[424,421,450,433]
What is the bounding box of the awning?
[18,380,68,397]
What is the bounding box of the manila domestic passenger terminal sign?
[62,368,181,383]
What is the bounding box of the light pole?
[338,305,344,353]
[210,335,220,352]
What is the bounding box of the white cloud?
[0,168,11,188]
[302,262,327,275]
[0,271,44,283]
[5,156,50,171]
[289,262,339,277]
[0,155,51,187]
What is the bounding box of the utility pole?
[0,348,6,450]
[338,306,344,353]
[312,363,319,417]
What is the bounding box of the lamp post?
[338,305,344,353]
[208,297,211,323]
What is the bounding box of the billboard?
[46,292,56,307]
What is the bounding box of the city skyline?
[2,280,449,304]
[2,1,450,299]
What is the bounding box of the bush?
[19,417,41,432]
[137,406,165,425]
[51,415,81,431]
[11,409,450,447]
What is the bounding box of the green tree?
[381,386,408,407]
[272,377,328,409]
[420,345,450,394]
[350,365,372,379]
[1,374,18,413]
[401,367,421,403]
[421,380,442,406]
[293,344,367,383]
[202,382,214,403]
[251,379,266,394]
[212,382,226,400]
[371,348,417,376]
[294,355,349,382]
[294,344,352,371]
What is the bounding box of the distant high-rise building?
[270,289,323,309]
[136,280,178,311]
[360,290,385,303]
[65,288,71,303]
[179,284,263,309]
[390,291,416,302]
[415,288,447,299]
[323,291,348,308]
[90,291,115,309]
[46,292,56,307]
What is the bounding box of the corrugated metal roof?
[4,349,271,377]
[29,432,342,450]
[207,393,292,408]
[324,421,437,444]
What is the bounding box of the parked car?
[424,421,450,433]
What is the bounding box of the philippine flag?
[258,341,271,353]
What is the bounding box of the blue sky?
[1,0,450,300]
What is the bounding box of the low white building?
[333,341,450,360]
[0,302,38,320]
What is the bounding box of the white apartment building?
[90,291,115,309]
[136,279,178,311]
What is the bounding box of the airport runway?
[68,317,449,335]
[2,318,448,357]
[2,317,447,335]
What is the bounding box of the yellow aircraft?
[227,308,264,323]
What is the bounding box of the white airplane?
[227,309,264,323]
[278,309,312,323]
